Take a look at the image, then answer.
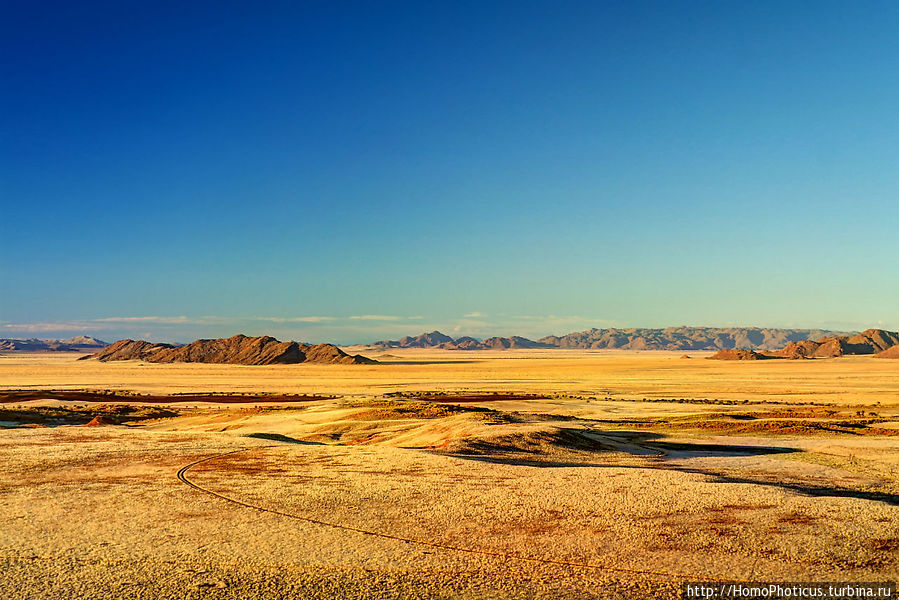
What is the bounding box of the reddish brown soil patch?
[353,400,514,423]
[603,413,899,436]
[0,405,178,427]
[777,511,817,525]
[0,390,338,404]
[386,391,548,403]
[709,503,776,512]
[727,420,899,436]
[84,415,116,426]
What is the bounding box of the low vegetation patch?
[0,390,337,404]
[0,405,179,427]
[871,538,899,553]
[596,411,898,436]
[442,427,613,457]
[353,399,516,423]
[384,391,548,402]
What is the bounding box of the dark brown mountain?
[538,327,850,351]
[81,334,376,365]
[0,336,108,352]
[373,331,552,350]
[369,326,899,355]
[439,336,483,350]
[849,329,899,351]
[374,331,454,349]
[479,336,554,350]
[79,339,176,361]
[775,329,899,359]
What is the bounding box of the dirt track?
[175,444,724,583]
[1,351,898,598]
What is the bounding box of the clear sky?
[2,1,898,344]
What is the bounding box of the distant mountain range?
[6,327,892,357]
[372,327,853,351]
[0,336,108,352]
[710,329,899,360]
[538,326,856,350]
[372,331,554,350]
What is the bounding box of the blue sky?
[2,1,898,343]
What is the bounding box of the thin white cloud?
[348,315,405,321]
[0,321,90,333]
[93,316,191,324]
[1,313,630,345]
[252,316,336,323]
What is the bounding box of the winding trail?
[176,445,744,583]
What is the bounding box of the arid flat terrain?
[4,349,899,404]
[1,350,897,599]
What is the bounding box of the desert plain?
[1,349,897,599]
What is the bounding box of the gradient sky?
[2,1,898,344]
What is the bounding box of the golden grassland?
[1,350,897,599]
[2,349,899,404]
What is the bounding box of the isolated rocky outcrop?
[81,334,376,365]
[708,349,778,361]
[0,336,108,352]
[774,329,899,359]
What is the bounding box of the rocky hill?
[708,328,899,360]
[372,327,859,352]
[774,329,899,358]
[538,327,849,351]
[374,331,454,348]
[0,336,108,352]
[372,331,553,350]
[80,339,178,361]
[82,334,376,365]
[875,345,899,359]
[477,336,555,350]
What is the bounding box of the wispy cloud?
[0,314,429,338]
[0,321,91,333]
[348,315,405,321]
[464,311,486,318]
[93,316,192,324]
[252,316,336,323]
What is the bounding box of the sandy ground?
[1,351,897,598]
[2,349,899,405]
